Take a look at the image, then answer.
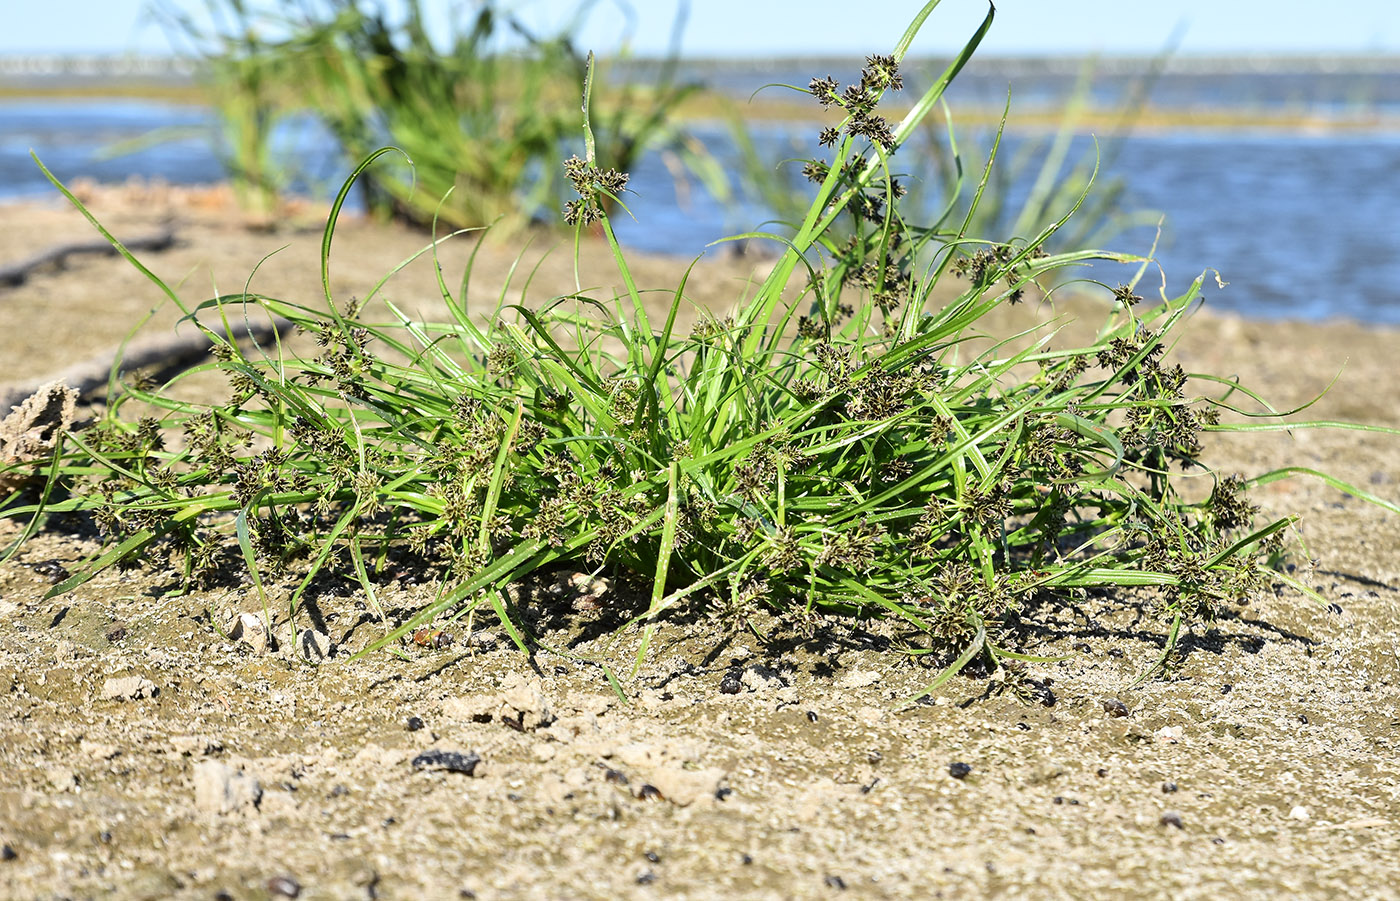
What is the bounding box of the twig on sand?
[0,229,177,290]
[0,317,292,415]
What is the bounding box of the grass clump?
[3,2,1396,685]
[150,0,706,230]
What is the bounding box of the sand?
[1,185,1397,900]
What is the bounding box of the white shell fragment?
[228,612,271,654]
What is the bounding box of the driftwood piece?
[0,317,293,417]
[0,229,177,289]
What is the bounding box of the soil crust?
[1,185,1398,900]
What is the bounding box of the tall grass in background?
[151,0,709,231]
[729,57,1166,260]
[5,1,1398,687]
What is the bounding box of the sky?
[1,0,1396,57]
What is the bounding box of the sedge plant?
[3,1,1397,688]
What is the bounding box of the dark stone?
[1101,698,1130,718]
[405,716,425,732]
[948,761,972,779]
[411,749,482,776]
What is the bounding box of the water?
[3,80,1399,324]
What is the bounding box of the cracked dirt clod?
[100,676,158,701]
[0,382,76,495]
[192,761,262,816]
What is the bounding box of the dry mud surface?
[1,187,1398,900]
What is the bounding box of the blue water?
[3,95,1399,324]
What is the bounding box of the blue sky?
[2,0,1396,56]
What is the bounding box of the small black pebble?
[214,891,235,901]
[1162,781,1178,794]
[948,761,972,779]
[1017,722,1031,731]
[329,784,349,798]
[741,854,753,866]
[715,787,733,801]
[30,560,69,584]
[645,851,661,863]
[1025,827,1036,834]
[459,891,477,900]
[506,793,522,802]
[719,670,743,695]
[1096,768,1108,778]
[406,716,425,732]
[867,750,883,764]
[1221,684,1233,694]
[1,844,16,861]
[1327,602,1343,615]
[267,875,301,898]
[554,665,569,675]
[1101,698,1130,718]
[1073,642,1092,653]
[98,830,112,844]
[1053,796,1065,805]
[105,626,127,644]
[1211,837,1226,845]
[636,871,656,885]
[824,875,847,890]
[637,784,664,801]
[329,833,350,841]
[1299,714,1309,724]
[806,710,819,723]
[411,749,481,776]
[1108,648,1124,658]
[604,768,629,785]
[1159,810,1185,829]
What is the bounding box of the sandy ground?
[1,185,1398,900]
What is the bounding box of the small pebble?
[645,851,660,863]
[1160,810,1185,829]
[715,787,733,801]
[1221,683,1233,694]
[1101,698,1130,718]
[806,710,819,723]
[718,671,743,695]
[411,750,481,776]
[637,784,664,801]
[948,761,972,779]
[1,844,16,861]
[267,875,301,898]
[406,716,425,732]
[1289,805,1310,822]
[1299,714,1309,725]
[636,871,656,885]
[1162,781,1178,794]
[604,768,628,785]
[824,875,848,890]
[296,628,332,664]
[1108,648,1124,658]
